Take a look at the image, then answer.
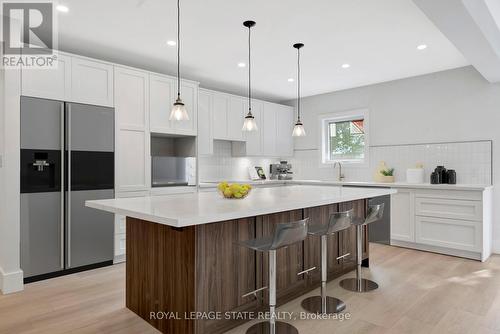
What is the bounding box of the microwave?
[151,156,196,187]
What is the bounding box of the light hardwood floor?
[1,244,500,334]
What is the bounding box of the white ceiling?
[56,0,469,102]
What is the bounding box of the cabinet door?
[391,189,415,242]
[303,204,342,286]
[276,106,294,157]
[149,74,175,134]
[212,92,229,140]
[198,90,213,155]
[21,53,71,101]
[172,81,198,135]
[114,67,150,192]
[243,100,263,155]
[115,67,149,129]
[227,97,245,141]
[257,210,306,303]
[262,103,277,156]
[117,130,149,191]
[195,218,257,334]
[71,57,114,107]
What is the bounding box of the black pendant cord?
[297,47,301,122]
[176,0,181,98]
[247,24,252,115]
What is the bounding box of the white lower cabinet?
[415,216,481,252]
[390,187,492,261]
[390,189,415,242]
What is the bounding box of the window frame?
[319,109,369,167]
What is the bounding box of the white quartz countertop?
[86,185,396,227]
[199,180,492,191]
[289,180,492,191]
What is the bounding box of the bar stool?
[239,218,309,334]
[339,204,385,293]
[301,209,353,314]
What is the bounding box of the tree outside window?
[328,119,365,161]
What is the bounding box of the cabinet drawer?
[415,198,482,221]
[415,216,481,252]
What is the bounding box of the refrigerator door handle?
[66,103,72,268]
[60,103,65,269]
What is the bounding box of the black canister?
[435,166,447,184]
[447,170,457,184]
[430,172,441,184]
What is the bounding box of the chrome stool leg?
[340,225,378,292]
[246,250,298,334]
[301,235,346,314]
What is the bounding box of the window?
[320,109,369,165]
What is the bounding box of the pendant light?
[242,20,258,132]
[169,0,189,121]
[292,43,306,137]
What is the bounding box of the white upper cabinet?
[71,56,114,107]
[199,89,295,157]
[115,67,149,129]
[212,92,230,140]
[262,103,278,156]
[149,74,175,133]
[173,80,198,135]
[21,52,71,101]
[198,89,213,155]
[243,100,263,155]
[275,105,294,157]
[227,96,246,141]
[114,66,150,192]
[149,74,198,136]
[22,53,113,107]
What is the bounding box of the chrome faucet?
[333,162,345,181]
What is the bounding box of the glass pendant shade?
[292,121,306,137]
[242,114,258,131]
[169,97,189,121]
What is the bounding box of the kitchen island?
[86,185,396,334]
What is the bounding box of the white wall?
[288,66,500,252]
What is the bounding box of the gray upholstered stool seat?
[239,218,309,334]
[340,204,385,293]
[301,210,353,315]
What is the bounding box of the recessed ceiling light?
[417,44,428,50]
[341,63,351,69]
[237,62,246,68]
[56,5,69,13]
[167,40,177,46]
[287,78,294,82]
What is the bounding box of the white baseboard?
[0,266,24,294]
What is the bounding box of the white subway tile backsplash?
[290,141,492,185]
[199,140,280,182]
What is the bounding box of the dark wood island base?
[126,199,368,334]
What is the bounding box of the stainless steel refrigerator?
[20,96,115,282]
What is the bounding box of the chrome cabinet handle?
[66,103,72,268]
[60,103,64,269]
[297,266,316,276]
[337,253,351,260]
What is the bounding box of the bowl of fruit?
[217,182,252,199]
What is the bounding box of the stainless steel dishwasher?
[343,186,391,245]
